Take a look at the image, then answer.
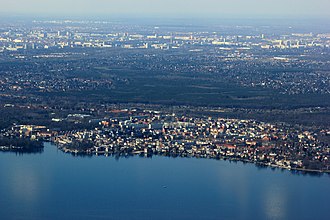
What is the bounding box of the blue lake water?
[0,142,329,220]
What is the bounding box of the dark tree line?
[0,136,43,152]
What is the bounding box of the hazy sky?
[1,0,329,18]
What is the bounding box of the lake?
[0,142,329,220]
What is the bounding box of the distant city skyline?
[0,0,329,19]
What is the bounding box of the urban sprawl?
[0,20,329,173]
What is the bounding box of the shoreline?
[54,143,330,174]
[1,141,328,174]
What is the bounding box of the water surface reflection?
[0,143,329,220]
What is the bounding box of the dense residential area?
[1,108,329,172]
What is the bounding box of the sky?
[0,0,329,19]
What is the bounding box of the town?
[1,107,329,172]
